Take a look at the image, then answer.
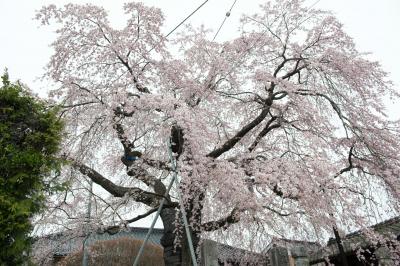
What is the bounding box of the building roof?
[264,237,321,254]
[217,241,268,264]
[34,227,164,257]
[327,216,400,246]
[310,216,400,264]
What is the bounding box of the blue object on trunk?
[125,155,138,161]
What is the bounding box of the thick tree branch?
[264,205,305,217]
[271,184,299,201]
[201,208,240,231]
[115,54,150,93]
[141,157,171,171]
[125,203,179,224]
[281,63,308,80]
[126,167,167,196]
[113,121,134,154]
[206,58,305,159]
[112,108,169,197]
[207,97,273,158]
[273,57,304,77]
[72,161,168,207]
[125,207,158,224]
[248,116,280,152]
[58,101,98,109]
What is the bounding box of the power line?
[308,0,322,11]
[166,0,210,38]
[141,0,210,71]
[212,0,238,41]
[298,0,323,26]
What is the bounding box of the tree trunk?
[333,227,349,266]
[160,207,200,266]
[160,208,182,266]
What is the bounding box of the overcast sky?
[1,0,399,100]
[1,0,400,228]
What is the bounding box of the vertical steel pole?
[132,148,178,266]
[82,180,93,266]
[82,234,91,266]
[133,140,197,266]
[167,142,198,266]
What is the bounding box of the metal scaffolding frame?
[132,140,197,266]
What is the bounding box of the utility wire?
[141,0,210,70]
[298,0,322,26]
[212,0,238,41]
[308,0,322,10]
[166,0,210,38]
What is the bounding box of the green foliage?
[0,71,64,265]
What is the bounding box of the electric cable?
[141,0,210,71]
[212,0,238,41]
[298,0,323,26]
[166,0,210,38]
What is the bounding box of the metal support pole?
[133,140,197,266]
[132,142,178,266]
[82,234,91,266]
[82,180,93,266]
[167,142,198,266]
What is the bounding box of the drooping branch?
[294,89,351,137]
[241,161,300,201]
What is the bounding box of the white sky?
[1,0,400,228]
[1,1,399,100]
